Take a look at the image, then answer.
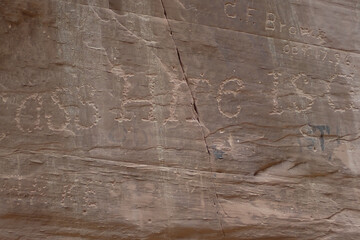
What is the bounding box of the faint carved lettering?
[269,72,314,114]
[217,78,244,118]
[279,22,286,32]
[224,2,237,19]
[281,42,353,68]
[292,46,299,55]
[246,4,256,23]
[327,74,358,112]
[289,26,297,35]
[265,12,276,31]
[283,44,290,54]
[15,87,99,133]
[15,94,43,133]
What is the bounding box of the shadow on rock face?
[109,0,122,12]
[0,0,48,24]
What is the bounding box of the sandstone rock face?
[1,0,360,239]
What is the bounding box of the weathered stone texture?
[0,0,360,239]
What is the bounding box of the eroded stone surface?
[0,0,360,239]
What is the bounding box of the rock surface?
[1,0,360,239]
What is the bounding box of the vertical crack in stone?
[160,1,225,236]
[160,0,210,155]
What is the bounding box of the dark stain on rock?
[211,146,224,159]
[310,124,330,151]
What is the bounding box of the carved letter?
[246,5,256,22]
[292,46,299,55]
[217,78,244,118]
[289,26,297,35]
[265,12,276,31]
[279,22,286,32]
[224,2,237,19]
[283,44,290,54]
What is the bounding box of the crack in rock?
[160,0,224,236]
[159,0,210,156]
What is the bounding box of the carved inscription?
[16,94,43,132]
[113,74,155,123]
[246,3,256,23]
[75,85,100,129]
[224,2,237,19]
[269,71,359,114]
[217,78,244,118]
[45,90,71,131]
[15,86,100,133]
[282,42,352,67]
[265,12,276,31]
[61,178,99,211]
[269,72,314,114]
[222,1,326,42]
[110,62,195,124]
[224,0,257,24]
[327,74,358,112]
[265,12,326,43]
